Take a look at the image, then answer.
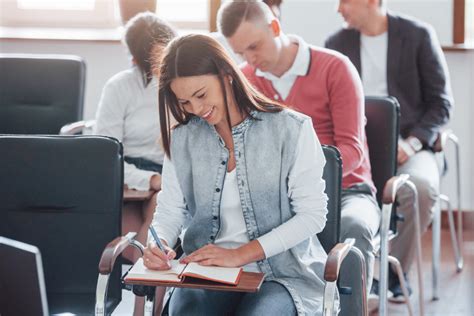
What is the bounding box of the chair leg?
[406,181,425,316]
[95,274,109,316]
[431,200,441,301]
[378,204,393,316]
[323,281,338,316]
[354,247,368,316]
[440,195,463,274]
[388,256,414,316]
[452,136,464,272]
[455,207,464,272]
[144,292,155,316]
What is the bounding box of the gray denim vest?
[170,109,328,315]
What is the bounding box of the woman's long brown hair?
[154,34,284,158]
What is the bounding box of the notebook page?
[125,258,186,282]
[183,263,242,285]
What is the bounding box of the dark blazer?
[325,12,453,147]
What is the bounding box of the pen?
[148,226,167,254]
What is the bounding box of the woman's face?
[171,74,234,127]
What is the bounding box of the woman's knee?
[170,288,241,316]
[169,288,203,315]
[236,282,296,316]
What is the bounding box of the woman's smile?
[201,106,215,121]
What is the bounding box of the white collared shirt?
[95,67,164,191]
[256,35,310,100]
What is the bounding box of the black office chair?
[0,54,85,134]
[0,135,123,315]
[320,145,367,316]
[365,96,424,316]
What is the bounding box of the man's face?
[337,0,371,30]
[227,20,281,73]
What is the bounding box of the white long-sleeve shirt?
[95,67,164,191]
[152,118,328,262]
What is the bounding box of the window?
[17,0,96,10]
[157,0,208,29]
[0,0,220,31]
[466,0,473,44]
[453,0,474,44]
[0,0,117,28]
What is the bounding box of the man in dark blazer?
[325,0,453,303]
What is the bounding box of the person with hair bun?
[95,12,177,256]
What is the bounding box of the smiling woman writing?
[142,34,329,315]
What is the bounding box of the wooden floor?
[373,227,474,315]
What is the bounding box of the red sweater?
[242,47,375,192]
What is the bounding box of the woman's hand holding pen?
[143,240,176,270]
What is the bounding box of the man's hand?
[397,144,410,165]
[397,138,419,166]
[180,244,244,267]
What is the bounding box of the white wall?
[0,0,472,209]
[280,0,453,46]
[441,51,474,212]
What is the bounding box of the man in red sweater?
[218,0,379,308]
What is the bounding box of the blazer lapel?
[387,12,403,94]
[345,30,362,76]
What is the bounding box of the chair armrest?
[382,174,410,204]
[323,239,367,316]
[60,119,95,135]
[433,129,459,153]
[324,238,356,282]
[98,232,143,274]
[96,232,144,316]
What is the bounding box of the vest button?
[210,236,215,240]
[216,188,221,192]
[213,216,218,220]
[221,161,226,165]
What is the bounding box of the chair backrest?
[318,145,342,253]
[0,135,123,314]
[0,54,85,134]
[0,237,49,316]
[364,96,400,207]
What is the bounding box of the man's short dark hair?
[217,1,275,37]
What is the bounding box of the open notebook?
[125,258,243,286]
